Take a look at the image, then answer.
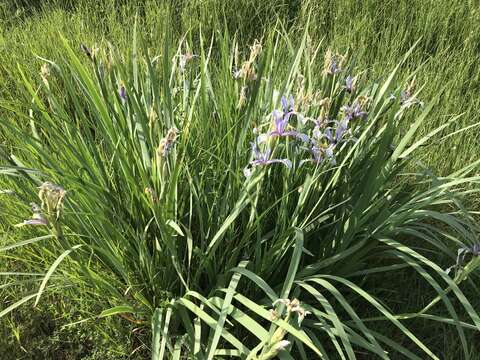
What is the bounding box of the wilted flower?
[400,92,423,108]
[400,90,410,104]
[247,39,262,66]
[289,302,311,325]
[318,97,331,108]
[272,298,310,325]
[268,309,279,321]
[323,49,344,75]
[273,298,298,312]
[157,127,179,157]
[401,77,416,103]
[400,77,424,108]
[235,62,257,82]
[273,340,290,351]
[38,182,66,221]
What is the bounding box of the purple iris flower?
[313,125,323,140]
[342,102,367,121]
[258,105,309,144]
[281,95,295,114]
[344,75,354,93]
[250,143,292,168]
[471,244,480,256]
[312,118,346,144]
[324,128,337,144]
[244,142,292,177]
[22,218,49,226]
[329,59,341,75]
[15,203,49,227]
[271,111,309,141]
[324,119,350,144]
[119,85,126,102]
[308,144,336,165]
[311,117,329,139]
[310,145,323,163]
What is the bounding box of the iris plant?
[245,92,367,176]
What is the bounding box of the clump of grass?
[1,19,480,359]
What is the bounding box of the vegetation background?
[0,0,479,358]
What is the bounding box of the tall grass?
[1,14,480,357]
[1,0,479,173]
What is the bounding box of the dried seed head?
[237,86,248,109]
[248,39,262,63]
[357,95,370,109]
[91,46,99,61]
[234,39,262,82]
[323,49,344,75]
[40,63,50,86]
[406,76,417,95]
[148,106,157,127]
[318,97,331,108]
[144,187,158,203]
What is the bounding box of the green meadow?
[1,1,479,358]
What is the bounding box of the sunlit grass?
[1,1,480,358]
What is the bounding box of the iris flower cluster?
[244,90,367,177]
